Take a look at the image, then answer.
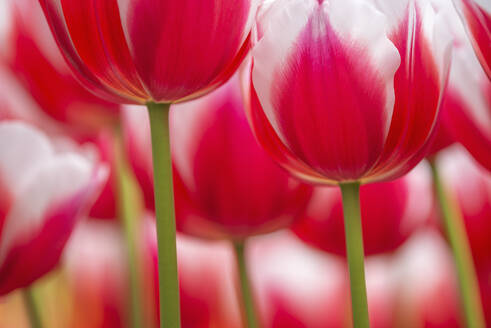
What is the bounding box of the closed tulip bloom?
[39,0,258,104]
[248,0,452,184]
[292,164,433,257]
[124,76,312,240]
[173,76,312,240]
[452,0,491,79]
[437,146,491,269]
[432,0,491,171]
[0,121,107,295]
[2,0,119,136]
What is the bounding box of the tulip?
[452,0,491,79]
[247,1,451,325]
[250,232,349,328]
[171,75,312,240]
[249,0,451,185]
[2,0,119,136]
[250,231,399,328]
[39,0,256,105]
[40,2,259,324]
[0,121,106,297]
[293,164,433,257]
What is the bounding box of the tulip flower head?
[0,121,107,295]
[248,0,452,185]
[39,0,259,104]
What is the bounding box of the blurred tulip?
[247,0,452,184]
[250,231,398,328]
[1,0,119,136]
[392,230,462,328]
[143,218,241,328]
[39,0,258,104]
[124,75,313,241]
[0,121,107,295]
[431,0,491,172]
[452,0,491,79]
[292,164,433,257]
[436,146,491,270]
[250,232,349,328]
[64,220,128,328]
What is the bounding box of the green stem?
[114,128,144,328]
[147,102,181,328]
[430,161,485,328]
[340,182,370,328]
[23,287,43,328]
[234,242,259,328]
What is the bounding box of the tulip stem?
[147,102,181,328]
[115,128,144,328]
[340,182,370,328]
[430,161,485,328]
[23,287,43,328]
[234,242,260,328]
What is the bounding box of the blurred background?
[0,0,489,327]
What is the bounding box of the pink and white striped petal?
[453,0,491,79]
[0,121,107,295]
[251,0,400,181]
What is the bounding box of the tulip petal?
[0,122,53,193]
[367,1,452,181]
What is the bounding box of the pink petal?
[171,76,312,239]
[0,164,106,295]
